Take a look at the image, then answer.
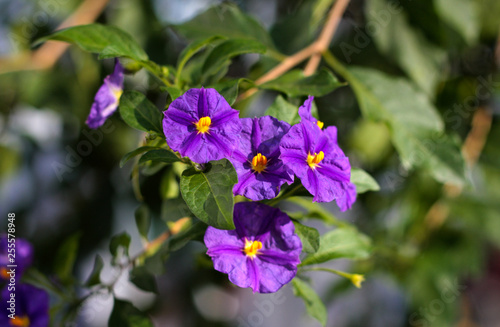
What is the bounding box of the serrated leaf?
[130,266,157,293]
[292,278,327,326]
[174,4,276,50]
[259,69,344,97]
[135,204,151,239]
[367,0,447,96]
[202,38,266,77]
[301,227,371,266]
[36,24,148,61]
[110,232,131,258]
[120,146,160,168]
[293,221,320,253]
[327,58,466,185]
[109,299,153,327]
[84,255,104,287]
[180,159,237,230]
[119,91,163,133]
[139,149,180,165]
[54,232,81,282]
[351,168,380,193]
[434,0,479,44]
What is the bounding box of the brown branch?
[0,0,110,73]
[237,0,351,102]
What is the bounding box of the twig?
[0,0,110,73]
[236,0,351,102]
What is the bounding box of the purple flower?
[86,60,124,129]
[0,284,49,327]
[298,96,324,129]
[204,202,302,293]
[1,235,33,282]
[337,182,357,212]
[229,116,294,200]
[280,120,351,203]
[163,88,242,163]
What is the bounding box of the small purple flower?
[280,120,351,203]
[298,96,324,129]
[86,60,124,129]
[163,88,242,163]
[0,284,49,327]
[204,202,302,293]
[1,235,33,282]
[229,116,294,200]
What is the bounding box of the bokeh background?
[1,0,500,326]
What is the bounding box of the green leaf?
[174,4,276,50]
[264,95,299,125]
[120,146,160,168]
[135,204,151,240]
[139,149,180,165]
[210,78,251,105]
[180,159,237,230]
[285,197,347,226]
[325,56,466,185]
[36,24,148,61]
[84,255,104,287]
[293,221,320,253]
[177,35,226,77]
[434,0,479,44]
[351,168,380,194]
[301,227,372,266]
[367,0,447,96]
[54,232,81,282]
[202,38,266,77]
[259,69,344,97]
[110,232,131,258]
[119,91,163,134]
[165,86,183,101]
[109,299,153,327]
[168,221,207,252]
[130,266,157,293]
[292,278,327,326]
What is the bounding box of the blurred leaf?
[177,35,226,76]
[434,0,479,44]
[367,0,447,96]
[286,197,348,226]
[180,159,237,230]
[264,95,299,125]
[202,38,266,77]
[54,232,81,282]
[210,78,252,105]
[120,146,160,168]
[36,24,148,61]
[301,227,372,265]
[84,255,104,287]
[109,299,153,327]
[139,149,180,165]
[259,69,344,97]
[327,58,466,185]
[130,266,157,293]
[168,221,207,252]
[165,86,183,101]
[110,232,131,258]
[135,204,151,240]
[174,4,276,50]
[160,169,180,199]
[119,91,163,133]
[293,221,320,253]
[351,168,380,193]
[292,278,327,326]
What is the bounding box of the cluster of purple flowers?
[0,235,49,327]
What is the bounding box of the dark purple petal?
[1,235,33,281]
[252,257,298,293]
[298,95,316,124]
[165,107,196,126]
[251,118,262,154]
[336,182,357,211]
[211,109,239,127]
[0,284,49,327]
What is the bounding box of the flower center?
[316,120,324,129]
[243,239,262,258]
[113,88,123,101]
[0,267,10,280]
[306,151,324,169]
[195,116,211,134]
[10,315,30,327]
[251,153,268,173]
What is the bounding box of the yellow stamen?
[11,315,30,327]
[0,267,10,280]
[316,120,324,129]
[306,151,324,169]
[351,274,365,288]
[113,88,123,101]
[243,239,262,258]
[195,116,211,134]
[251,153,268,173]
